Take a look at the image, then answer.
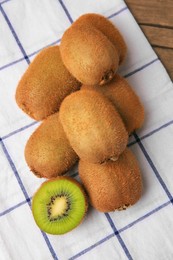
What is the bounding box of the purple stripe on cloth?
[0,4,57,256]
[105,213,133,260]
[0,139,31,202]
[124,58,159,78]
[0,193,170,259]
[58,0,73,23]
[0,139,58,260]
[0,57,25,71]
[0,5,30,64]
[133,132,173,201]
[41,231,58,260]
[0,198,30,217]
[69,233,115,260]
[0,38,61,72]
[118,200,171,234]
[1,121,39,140]
[28,38,61,58]
[0,0,11,5]
[70,200,171,259]
[128,119,173,147]
[107,6,128,19]
[0,199,169,259]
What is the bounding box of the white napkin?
[0,0,173,259]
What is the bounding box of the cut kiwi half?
[32,177,88,235]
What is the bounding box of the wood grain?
[126,0,173,28]
[126,0,173,80]
[141,26,173,49]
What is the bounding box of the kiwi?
[82,75,145,134]
[79,148,142,212]
[73,13,127,65]
[32,177,88,235]
[25,113,78,178]
[59,90,128,163]
[60,24,119,86]
[15,46,80,121]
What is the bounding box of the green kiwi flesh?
[32,177,88,235]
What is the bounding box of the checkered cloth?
[0,0,173,259]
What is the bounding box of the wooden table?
[126,0,173,80]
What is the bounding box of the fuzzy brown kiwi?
[15,46,81,121]
[73,13,127,65]
[25,113,78,178]
[32,177,88,235]
[82,75,145,134]
[59,89,128,163]
[79,148,142,212]
[60,24,119,86]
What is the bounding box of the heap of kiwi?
[15,13,144,235]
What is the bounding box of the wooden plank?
[126,0,173,28]
[154,47,173,80]
[141,25,173,49]
[126,0,173,79]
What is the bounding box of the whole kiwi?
[25,113,78,178]
[82,75,145,134]
[60,24,119,85]
[79,148,142,212]
[15,46,80,121]
[73,13,127,65]
[59,90,128,163]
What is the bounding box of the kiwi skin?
[60,24,119,86]
[32,177,88,235]
[79,148,142,212]
[59,89,128,163]
[25,113,78,179]
[73,13,127,65]
[82,75,145,134]
[15,46,81,121]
